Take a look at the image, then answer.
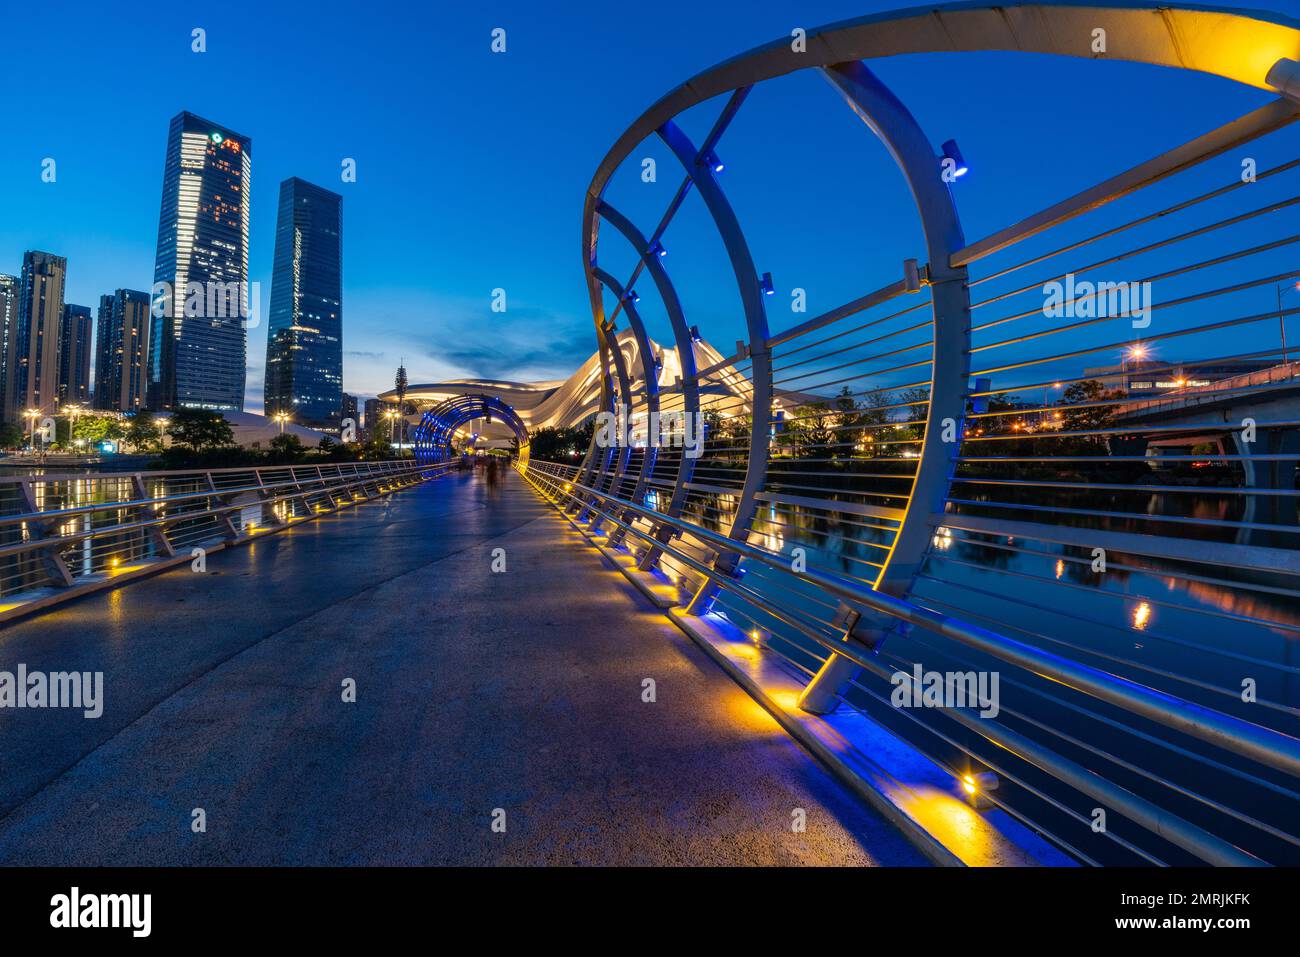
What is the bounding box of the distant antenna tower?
[395,360,409,448]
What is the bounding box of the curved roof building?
[378,331,753,445]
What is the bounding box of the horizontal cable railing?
[522,456,1300,865]
[0,459,449,609]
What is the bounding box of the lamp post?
[1041,382,1060,427]
[384,409,398,450]
[64,404,82,449]
[273,412,289,434]
[1276,280,1298,366]
[23,408,40,451]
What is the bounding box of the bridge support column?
[1233,426,1300,546]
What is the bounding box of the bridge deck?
[0,467,924,865]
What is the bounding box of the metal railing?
[0,459,448,617]
[543,3,1300,864]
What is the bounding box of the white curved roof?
[378,332,748,434]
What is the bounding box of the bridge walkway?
[0,466,924,865]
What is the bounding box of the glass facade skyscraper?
[264,177,343,429]
[149,111,251,412]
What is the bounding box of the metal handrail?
[521,458,1291,865]
[0,460,427,528]
[0,462,446,561]
[524,460,1300,779]
[0,459,449,606]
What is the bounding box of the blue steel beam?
[592,265,661,548]
[587,313,636,534]
[796,60,973,714]
[655,119,773,615]
[594,201,702,568]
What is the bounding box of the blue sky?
[1,0,1297,411]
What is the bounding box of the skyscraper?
[264,177,343,430]
[94,290,151,412]
[149,111,251,412]
[14,251,67,416]
[363,397,382,434]
[58,304,93,405]
[0,275,18,424]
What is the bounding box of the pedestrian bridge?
[3,2,1300,866]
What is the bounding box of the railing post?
[18,479,75,587]
[133,473,177,556]
[252,468,286,528]
[206,472,242,540]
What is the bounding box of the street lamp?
[1041,382,1061,426]
[23,408,40,450]
[1121,345,1148,397]
[64,404,83,449]
[273,411,290,434]
[384,408,399,447]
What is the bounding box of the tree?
[60,414,124,450]
[0,423,23,449]
[167,409,235,452]
[124,410,162,453]
[1058,379,1125,456]
[527,420,593,462]
[785,402,835,457]
[318,436,337,454]
[268,433,304,462]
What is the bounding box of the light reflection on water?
[702,493,1300,722]
[703,491,1300,862]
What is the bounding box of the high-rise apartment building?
[14,251,68,416]
[149,111,251,412]
[58,304,93,405]
[94,289,151,412]
[0,275,18,423]
[264,177,343,430]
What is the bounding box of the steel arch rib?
[584,4,1300,207]
[594,201,702,567]
[593,265,661,547]
[572,334,613,519]
[821,60,971,598]
[412,394,528,465]
[655,119,773,612]
[794,60,974,713]
[588,315,636,532]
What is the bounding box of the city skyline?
[2,0,1284,418]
